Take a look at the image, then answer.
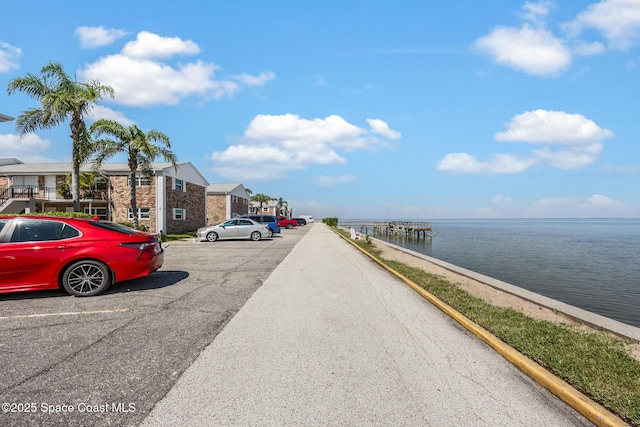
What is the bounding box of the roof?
[0,113,14,122]
[206,183,244,194]
[0,158,23,166]
[0,161,182,175]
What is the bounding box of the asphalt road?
[0,226,309,427]
[142,223,592,426]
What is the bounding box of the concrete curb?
[332,227,628,427]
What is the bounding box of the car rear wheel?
[62,260,111,297]
[286,224,293,229]
[250,231,261,241]
[206,232,218,242]
[268,229,274,238]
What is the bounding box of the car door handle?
[57,244,67,250]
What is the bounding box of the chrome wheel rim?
[67,264,106,294]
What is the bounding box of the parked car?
[197,218,270,242]
[299,215,314,223]
[292,218,307,226]
[277,216,298,229]
[0,215,164,297]
[237,215,281,237]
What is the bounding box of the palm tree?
[250,193,270,214]
[89,119,178,230]
[277,197,288,217]
[7,61,114,212]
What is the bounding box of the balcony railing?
[0,185,109,205]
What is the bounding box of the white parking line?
[0,309,129,320]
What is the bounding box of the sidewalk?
[142,223,591,426]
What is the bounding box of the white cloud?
[121,31,200,59]
[437,109,611,174]
[520,1,556,24]
[528,194,633,217]
[572,40,606,56]
[491,195,513,205]
[436,152,537,175]
[75,26,128,49]
[79,31,273,107]
[86,105,135,126]
[209,114,399,181]
[0,133,57,162]
[473,24,571,76]
[81,55,234,106]
[0,41,21,73]
[532,143,603,170]
[312,174,358,187]
[232,71,276,86]
[495,110,613,145]
[367,118,401,140]
[562,0,640,50]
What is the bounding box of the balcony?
[1,185,109,206]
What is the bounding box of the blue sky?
[1,0,639,219]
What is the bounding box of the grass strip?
[339,230,640,425]
[161,232,196,242]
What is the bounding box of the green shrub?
[0,211,93,218]
[323,217,339,227]
[117,221,148,231]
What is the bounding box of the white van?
[299,215,314,223]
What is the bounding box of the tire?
[286,224,293,229]
[268,229,274,238]
[250,231,261,241]
[206,232,218,242]
[62,260,111,297]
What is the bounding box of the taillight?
[120,241,161,259]
[120,242,155,250]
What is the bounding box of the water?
[371,219,640,328]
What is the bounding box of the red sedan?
[277,216,298,229]
[0,215,164,297]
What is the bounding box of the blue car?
[237,215,281,237]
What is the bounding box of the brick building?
[0,160,208,234]
[206,183,250,225]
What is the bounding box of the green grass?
[337,228,640,425]
[161,232,196,242]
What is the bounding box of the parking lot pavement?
[142,223,591,426]
[0,226,308,427]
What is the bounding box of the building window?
[84,207,108,220]
[173,208,186,220]
[128,174,152,186]
[128,207,151,220]
[94,176,108,190]
[174,178,184,192]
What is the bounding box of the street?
[0,227,309,427]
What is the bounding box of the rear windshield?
[89,220,138,235]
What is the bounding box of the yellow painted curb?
[333,228,628,427]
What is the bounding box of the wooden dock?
[338,220,433,239]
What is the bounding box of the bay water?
[372,219,640,328]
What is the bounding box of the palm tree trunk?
[72,163,80,212]
[130,170,139,230]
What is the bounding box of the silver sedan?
[197,218,270,242]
